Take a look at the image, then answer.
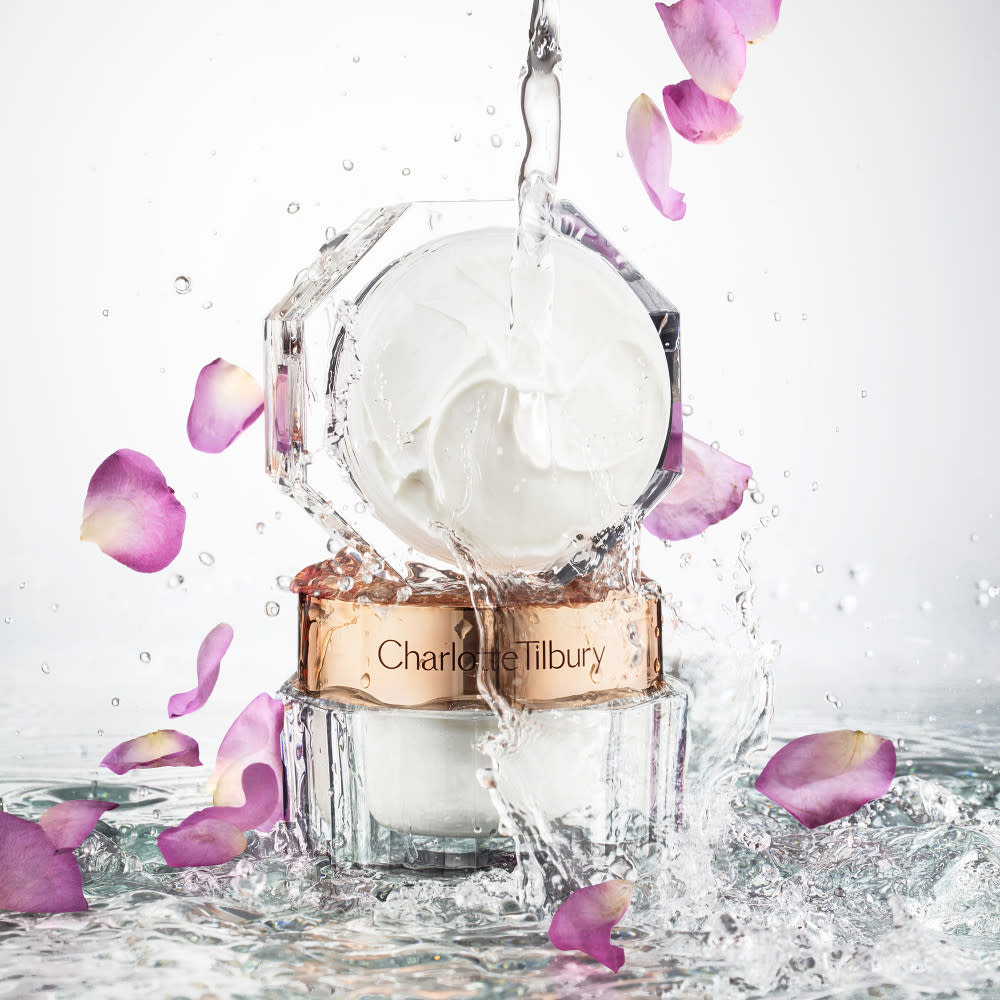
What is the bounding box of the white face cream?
[343,227,671,572]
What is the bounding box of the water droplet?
[783,469,791,479]
[969,532,979,542]
[40,662,50,675]
[815,563,825,574]
[360,672,371,689]
[97,729,104,737]
[352,55,360,63]
[18,581,26,590]
[256,522,266,534]
[770,505,780,517]
[860,388,868,399]
[824,691,842,708]
[681,403,694,417]
[838,594,858,614]
[265,601,280,617]
[849,564,872,586]
[396,586,413,603]
[152,809,160,820]
[324,225,337,241]
[800,312,808,321]
[338,577,354,592]
[750,490,764,504]
[139,651,151,664]
[3,617,12,625]
[490,134,502,148]
[174,275,192,295]
[455,619,473,640]
[773,311,782,322]
[167,574,184,588]
[202,300,213,310]
[102,308,110,317]
[486,104,495,115]
[810,480,819,492]
[111,697,120,707]
[276,575,292,589]
[977,593,990,608]
[286,201,300,214]
[342,159,354,171]
[453,131,462,142]
[679,552,692,568]
[726,291,735,302]
[401,167,411,176]
[977,579,990,592]
[589,662,601,683]
[50,603,59,612]
[710,440,720,450]
[198,551,215,566]
[919,599,934,614]
[274,511,282,520]
[326,537,340,554]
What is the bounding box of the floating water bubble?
[274,511,282,520]
[201,300,213,310]
[4,617,12,625]
[810,480,819,492]
[783,469,791,478]
[977,593,990,608]
[750,490,764,504]
[770,504,780,518]
[337,577,354,592]
[726,291,735,302]
[401,167,411,176]
[453,132,462,142]
[198,552,215,566]
[850,564,872,585]
[111,697,120,707]
[256,522,266,534]
[152,809,160,820]
[773,311,782,322]
[970,532,979,542]
[102,308,110,317]
[50,603,59,612]
[360,672,371,689]
[97,729,104,737]
[167,575,184,588]
[486,104,495,115]
[342,159,354,171]
[860,388,868,399]
[264,601,281,618]
[490,134,502,147]
[286,202,300,214]
[326,537,340,554]
[352,55,360,63]
[276,575,292,590]
[40,662,50,675]
[710,440,720,450]
[679,552,692,568]
[815,563,825,574]
[682,403,694,416]
[174,276,192,294]
[324,225,337,241]
[838,594,858,614]
[139,651,151,664]
[824,691,842,708]
[18,581,26,590]
[920,599,934,614]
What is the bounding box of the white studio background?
[0,0,996,769]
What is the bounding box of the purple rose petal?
[716,0,781,43]
[167,622,234,719]
[548,880,635,973]
[662,79,743,144]
[38,800,119,852]
[187,357,265,454]
[626,94,687,221]
[80,449,186,573]
[209,693,285,833]
[101,729,202,776]
[0,813,87,914]
[157,817,247,868]
[644,434,752,540]
[656,0,746,102]
[755,730,897,828]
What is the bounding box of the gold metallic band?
[293,564,662,710]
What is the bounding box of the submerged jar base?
[281,679,688,871]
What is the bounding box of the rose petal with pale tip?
[157,816,247,868]
[178,763,281,836]
[101,729,202,776]
[656,0,746,102]
[548,879,635,973]
[662,80,743,144]
[0,813,87,914]
[187,357,265,454]
[80,449,186,573]
[38,800,119,852]
[626,94,687,221]
[167,622,234,718]
[208,693,285,832]
[644,435,752,540]
[755,730,897,828]
[716,0,781,42]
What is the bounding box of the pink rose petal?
[167,622,234,719]
[179,763,281,835]
[157,817,247,868]
[101,729,202,776]
[38,801,119,852]
[0,813,87,914]
[80,449,186,573]
[716,0,781,42]
[662,79,743,144]
[644,434,752,540]
[548,879,635,973]
[755,730,897,829]
[187,357,265,454]
[208,693,285,833]
[626,94,687,221]
[656,0,746,102]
